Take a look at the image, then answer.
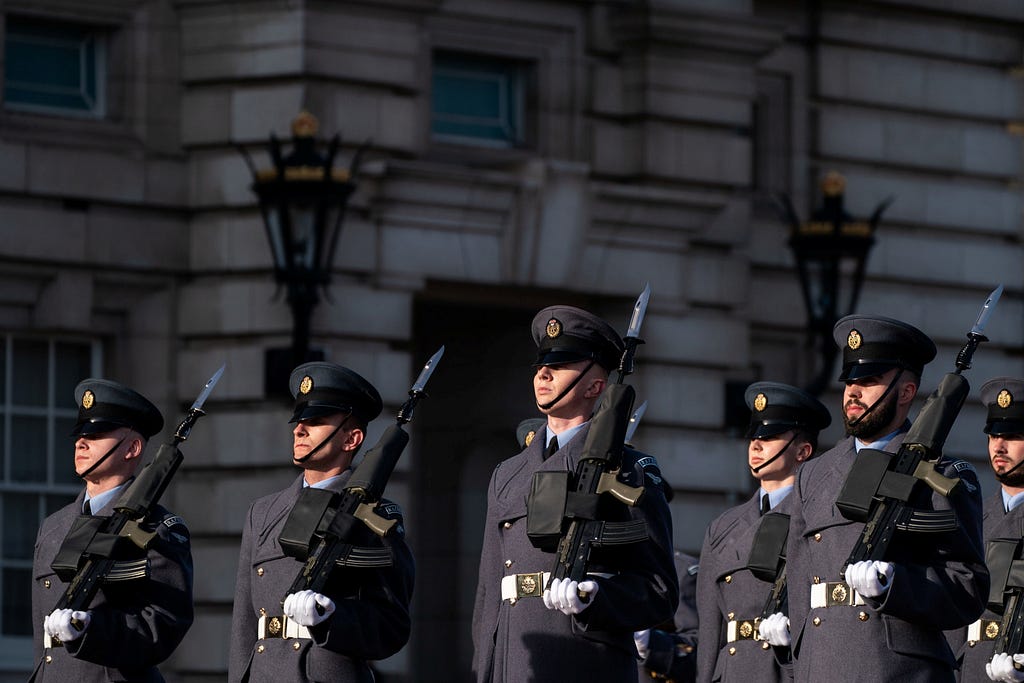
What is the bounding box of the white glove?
[282,589,336,627]
[542,577,599,615]
[987,653,1024,682]
[633,628,651,659]
[844,560,894,598]
[44,608,91,643]
[758,612,791,647]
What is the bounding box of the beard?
[996,463,1024,488]
[844,390,899,441]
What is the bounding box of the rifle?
[748,512,791,623]
[46,365,224,644]
[986,538,1024,661]
[836,286,1002,574]
[278,347,443,597]
[538,286,653,595]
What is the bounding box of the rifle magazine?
[334,545,393,568]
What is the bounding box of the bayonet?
[624,401,648,445]
[971,285,1003,337]
[411,346,444,395]
[626,283,651,340]
[190,364,226,413]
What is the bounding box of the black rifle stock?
[47,368,222,634]
[748,512,790,622]
[987,538,1024,660]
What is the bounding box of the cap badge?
[82,390,95,410]
[546,318,562,339]
[753,393,768,412]
[524,430,536,447]
[998,389,1013,409]
[848,329,862,350]
[299,376,314,395]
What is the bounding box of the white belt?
[258,614,311,640]
[727,618,762,642]
[968,618,1001,644]
[810,581,865,609]
[501,572,551,601]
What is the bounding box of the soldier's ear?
[343,427,365,452]
[795,441,813,463]
[125,433,145,460]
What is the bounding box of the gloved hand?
[44,608,91,643]
[283,589,336,627]
[844,560,894,598]
[758,612,790,647]
[542,577,599,615]
[987,653,1024,682]
[633,628,651,659]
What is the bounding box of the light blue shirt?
[547,421,588,452]
[759,485,793,511]
[304,473,346,490]
[854,428,902,453]
[85,482,128,515]
[1002,488,1024,513]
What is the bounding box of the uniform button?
[724,575,732,583]
[727,612,734,620]
[812,617,821,626]
[969,642,976,648]
[509,597,517,605]
[814,533,822,542]
[260,608,267,617]
[45,655,52,664]
[728,647,736,656]
[813,576,820,584]
[504,560,513,568]
[257,567,264,577]
[293,641,301,651]
[503,522,512,529]
[858,611,869,622]
[43,579,51,589]
[257,645,265,654]
[762,641,771,650]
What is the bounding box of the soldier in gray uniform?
[696,382,830,683]
[30,379,193,682]
[471,305,678,683]
[635,549,700,683]
[949,378,1024,682]
[228,362,414,683]
[760,315,987,682]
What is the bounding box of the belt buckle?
[726,618,761,642]
[516,572,544,598]
[825,582,852,607]
[983,619,1001,641]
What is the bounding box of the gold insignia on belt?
[754,393,767,412]
[848,330,862,350]
[82,390,94,409]
[299,376,313,394]
[739,621,754,638]
[999,389,1013,409]
[831,583,848,604]
[524,430,536,447]
[986,621,1000,639]
[518,574,539,595]
[546,318,562,338]
[267,616,282,636]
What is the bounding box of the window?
[752,72,792,216]
[0,335,98,667]
[431,51,529,148]
[3,16,106,117]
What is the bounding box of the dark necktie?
[83,499,92,515]
[760,493,771,516]
[545,435,559,460]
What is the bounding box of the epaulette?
[376,501,404,519]
[162,515,190,544]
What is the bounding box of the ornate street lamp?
[238,111,365,395]
[776,172,891,396]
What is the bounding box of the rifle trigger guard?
[596,470,644,506]
[911,459,960,497]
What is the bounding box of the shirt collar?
[759,485,793,511]
[854,427,903,452]
[1002,488,1024,513]
[547,421,588,450]
[304,473,346,489]
[85,482,128,515]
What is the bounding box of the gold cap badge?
[998,389,1013,409]
[524,430,536,447]
[299,376,314,394]
[848,329,862,350]
[546,318,562,339]
[82,390,95,410]
[753,393,768,412]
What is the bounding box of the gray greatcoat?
[228,472,414,683]
[696,491,789,683]
[787,431,988,682]
[30,490,193,682]
[639,549,700,683]
[472,423,678,683]
[949,491,1024,681]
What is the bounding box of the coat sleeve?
[228,503,258,683]
[642,553,699,682]
[471,466,502,683]
[695,527,720,683]
[309,507,415,660]
[574,458,679,634]
[65,514,194,669]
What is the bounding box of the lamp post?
[776,171,891,396]
[239,111,364,395]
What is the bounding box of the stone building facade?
[0,0,1021,680]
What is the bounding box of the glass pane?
[4,18,99,113]
[2,567,33,636]
[432,53,523,145]
[53,417,79,485]
[10,416,46,482]
[55,343,91,405]
[3,493,37,559]
[46,493,76,517]
[11,339,47,407]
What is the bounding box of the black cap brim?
[71,419,132,437]
[839,361,901,382]
[746,422,800,440]
[533,350,595,367]
[985,420,1024,436]
[289,402,354,424]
